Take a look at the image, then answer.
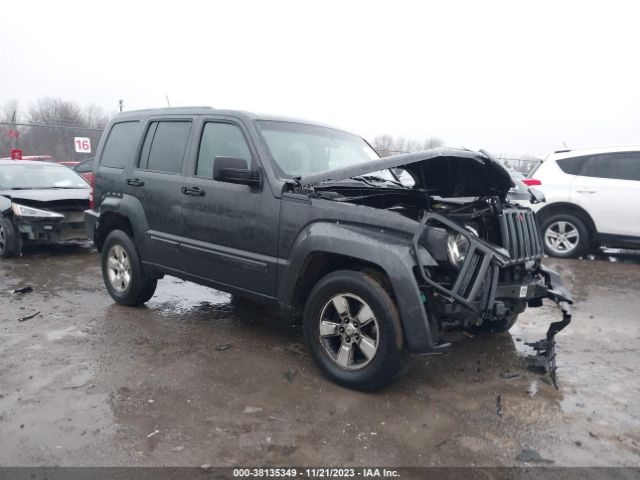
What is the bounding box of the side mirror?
[213,156,262,187]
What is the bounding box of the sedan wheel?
[0,217,21,258]
[0,223,5,253]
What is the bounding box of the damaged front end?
[412,209,572,386]
[299,147,573,386]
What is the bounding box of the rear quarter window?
[100,121,140,169]
[556,156,588,175]
[74,159,94,173]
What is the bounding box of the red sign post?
[10,148,22,160]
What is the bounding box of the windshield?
[257,121,394,181]
[0,163,88,190]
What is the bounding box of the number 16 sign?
[74,137,92,153]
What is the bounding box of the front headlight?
[447,232,470,268]
[446,225,479,269]
[11,203,65,219]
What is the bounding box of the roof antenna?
[562,141,568,148]
[165,95,171,107]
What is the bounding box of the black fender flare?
[279,221,439,354]
[98,194,149,249]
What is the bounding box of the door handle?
[182,186,205,196]
[576,189,597,194]
[126,178,145,187]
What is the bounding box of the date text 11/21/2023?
[232,468,400,478]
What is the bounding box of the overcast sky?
[2,0,639,156]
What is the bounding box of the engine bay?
[313,185,506,246]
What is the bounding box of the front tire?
[101,230,157,306]
[540,213,589,258]
[303,270,407,391]
[0,217,22,259]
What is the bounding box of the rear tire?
[0,217,22,259]
[540,213,590,258]
[101,230,157,306]
[303,270,407,391]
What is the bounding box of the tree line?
[371,135,444,157]
[1,97,445,161]
[0,98,111,162]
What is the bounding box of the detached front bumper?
[526,264,573,386]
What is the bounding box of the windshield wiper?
[358,175,387,182]
[353,175,405,188]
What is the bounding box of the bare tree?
[372,134,395,154]
[420,137,444,150]
[372,134,444,157]
[83,103,110,129]
[1,99,19,123]
[13,97,111,161]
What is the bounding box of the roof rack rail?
[118,106,215,115]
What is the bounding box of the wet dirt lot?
[0,247,639,467]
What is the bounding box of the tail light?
[89,174,96,210]
[522,178,542,186]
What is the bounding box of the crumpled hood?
[0,188,90,203]
[299,147,515,197]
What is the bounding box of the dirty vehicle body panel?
[86,107,572,387]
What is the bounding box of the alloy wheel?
[544,220,580,255]
[318,293,379,370]
[107,245,131,292]
[0,224,5,253]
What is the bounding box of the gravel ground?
[0,246,639,467]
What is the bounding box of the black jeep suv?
[85,107,572,390]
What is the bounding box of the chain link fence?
[497,156,543,175]
[0,122,104,163]
[0,121,543,176]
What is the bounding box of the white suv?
[527,146,640,258]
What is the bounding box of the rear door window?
[582,153,640,181]
[100,121,140,168]
[196,122,252,178]
[140,121,192,174]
